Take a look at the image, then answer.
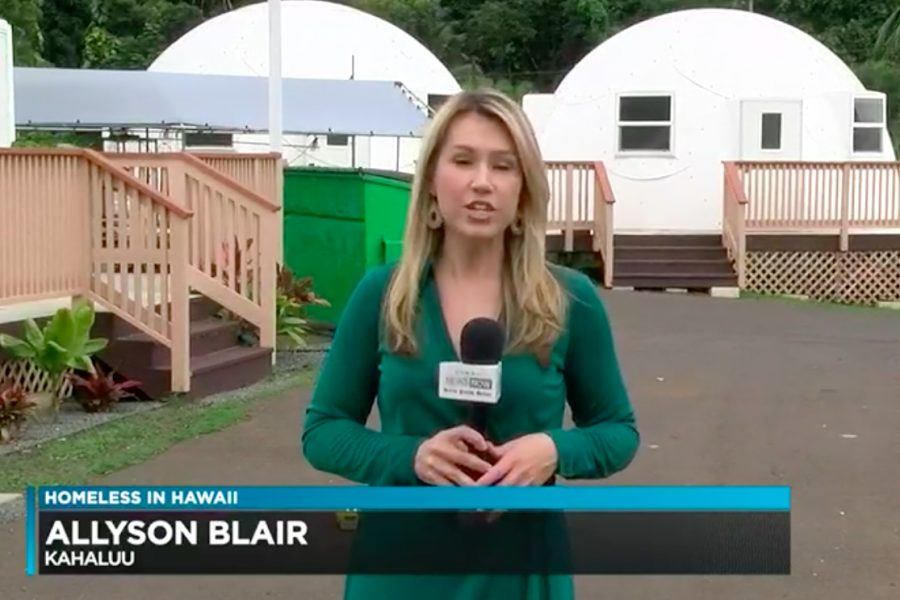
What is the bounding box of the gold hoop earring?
[427,205,444,230]
[510,214,524,235]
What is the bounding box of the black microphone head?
[460,318,505,365]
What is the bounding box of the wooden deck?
[0,149,282,400]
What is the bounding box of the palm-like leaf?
[874,7,900,60]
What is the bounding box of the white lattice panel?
[0,359,72,396]
[746,251,900,304]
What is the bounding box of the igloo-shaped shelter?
[527,8,896,233]
[150,0,460,107]
[148,0,461,172]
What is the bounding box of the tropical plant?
[274,266,331,349]
[873,6,900,61]
[276,291,310,349]
[0,298,108,416]
[67,367,141,413]
[276,264,330,310]
[0,384,36,443]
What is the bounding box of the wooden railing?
[545,161,616,286]
[593,162,617,288]
[0,149,280,393]
[108,153,280,350]
[0,150,92,304]
[107,151,284,263]
[0,148,194,391]
[190,153,284,263]
[733,161,900,249]
[189,152,282,207]
[722,162,749,288]
[723,161,900,285]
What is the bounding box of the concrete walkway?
[1,290,898,599]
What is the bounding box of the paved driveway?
[1,290,897,599]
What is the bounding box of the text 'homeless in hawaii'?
[42,489,240,507]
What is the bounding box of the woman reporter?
[302,88,639,600]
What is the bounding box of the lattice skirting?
[745,250,900,305]
[0,359,73,397]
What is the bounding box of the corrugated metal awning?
[13,67,429,137]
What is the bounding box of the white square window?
[617,94,673,153]
[852,97,885,154]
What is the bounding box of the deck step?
[116,318,240,364]
[615,259,735,276]
[614,246,728,261]
[615,234,723,248]
[610,235,738,289]
[545,232,740,290]
[170,346,272,399]
[613,273,739,289]
[94,295,272,400]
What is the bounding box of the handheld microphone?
[438,317,505,437]
[437,318,504,527]
[458,318,505,438]
[438,318,505,526]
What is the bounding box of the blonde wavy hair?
[383,89,568,362]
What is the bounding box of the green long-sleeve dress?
[302,262,640,600]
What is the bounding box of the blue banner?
[25,486,35,576]
[36,485,791,511]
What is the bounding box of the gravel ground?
[274,332,331,373]
[0,400,164,458]
[0,496,24,523]
[274,347,328,373]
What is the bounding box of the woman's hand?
[414,425,495,486]
[476,433,559,486]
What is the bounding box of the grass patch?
[739,291,900,314]
[0,368,317,492]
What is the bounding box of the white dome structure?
[149,0,460,105]
[528,8,896,233]
[0,18,14,147]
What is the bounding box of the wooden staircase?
[546,231,738,290]
[0,148,282,402]
[613,234,738,289]
[93,296,272,400]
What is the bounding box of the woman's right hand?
[414,425,494,486]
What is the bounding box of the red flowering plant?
[0,384,36,442]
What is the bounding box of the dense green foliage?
[1,0,899,149]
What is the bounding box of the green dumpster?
[283,167,411,326]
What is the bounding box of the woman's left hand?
[476,433,559,486]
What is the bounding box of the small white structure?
[149,0,461,172]
[14,67,430,173]
[527,8,897,233]
[0,18,15,147]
